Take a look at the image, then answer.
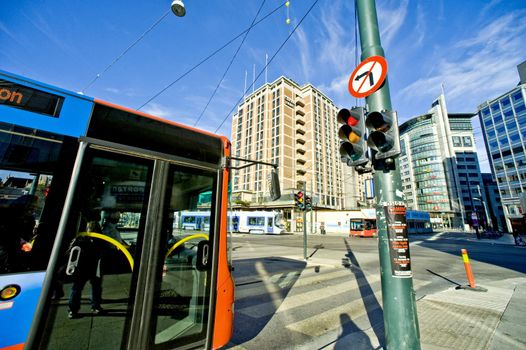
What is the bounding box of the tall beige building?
[231,76,368,218]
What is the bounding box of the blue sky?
[1,0,525,173]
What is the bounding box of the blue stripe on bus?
[0,272,46,348]
[0,70,94,137]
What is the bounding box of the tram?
[175,210,285,235]
[0,70,240,349]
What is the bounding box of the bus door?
[37,147,220,349]
[267,217,273,233]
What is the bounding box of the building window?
[452,136,462,147]
[463,136,472,147]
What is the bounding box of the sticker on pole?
[348,56,388,98]
[384,204,412,278]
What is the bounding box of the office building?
[399,95,487,229]
[477,61,526,232]
[481,173,506,231]
[230,76,368,228]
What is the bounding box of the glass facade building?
[400,95,488,230]
[477,74,526,232]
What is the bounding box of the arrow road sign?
[348,55,388,98]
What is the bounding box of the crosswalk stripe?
[285,279,428,337]
[234,268,354,300]
[237,273,382,318]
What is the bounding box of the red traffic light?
[337,108,359,127]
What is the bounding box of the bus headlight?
[0,284,21,300]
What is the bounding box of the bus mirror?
[269,169,281,201]
[196,240,211,271]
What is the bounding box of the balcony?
[296,126,306,135]
[296,157,306,165]
[296,138,306,145]
[296,100,305,107]
[296,169,307,176]
[296,117,305,126]
[296,145,306,154]
[296,107,305,116]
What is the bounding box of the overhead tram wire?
[81,10,171,94]
[214,0,320,133]
[193,0,267,128]
[137,1,288,111]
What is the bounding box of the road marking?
[286,279,428,336]
[235,268,353,299]
[238,273,381,318]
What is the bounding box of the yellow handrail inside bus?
[78,232,134,271]
[165,234,209,259]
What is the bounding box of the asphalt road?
[226,231,526,349]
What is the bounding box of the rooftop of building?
[237,75,338,108]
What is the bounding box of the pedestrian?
[320,222,326,235]
[67,221,104,318]
[101,210,126,245]
[512,227,526,247]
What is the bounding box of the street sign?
[348,55,388,98]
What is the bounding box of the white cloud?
[292,26,312,82]
[399,10,526,112]
[317,3,354,72]
[377,0,409,49]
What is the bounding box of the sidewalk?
[296,254,526,350]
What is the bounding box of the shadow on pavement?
[226,257,306,347]
[331,314,380,350]
[342,238,385,347]
[415,236,526,275]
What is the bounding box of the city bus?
[0,70,237,350]
[348,209,432,237]
[349,209,377,238]
[175,210,285,234]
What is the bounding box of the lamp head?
[171,0,186,17]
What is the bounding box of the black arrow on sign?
[355,71,375,86]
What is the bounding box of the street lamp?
[171,0,186,17]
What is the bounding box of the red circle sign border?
[348,55,388,98]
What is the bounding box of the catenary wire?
[193,0,267,128]
[81,10,171,93]
[137,1,288,111]
[214,0,320,133]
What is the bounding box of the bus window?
[0,123,77,349]
[154,166,216,349]
[40,150,154,349]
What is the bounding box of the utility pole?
[355,1,421,349]
[311,180,314,234]
[303,181,307,260]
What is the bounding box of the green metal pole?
[355,0,421,349]
[303,181,308,260]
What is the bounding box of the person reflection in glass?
[67,221,104,319]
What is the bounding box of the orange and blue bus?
[0,70,235,349]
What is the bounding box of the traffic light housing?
[305,196,312,210]
[337,107,368,169]
[295,191,305,210]
[365,110,400,161]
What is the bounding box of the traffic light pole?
[355,1,420,349]
[303,181,308,260]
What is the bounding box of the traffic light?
[295,191,305,210]
[337,107,369,172]
[305,196,312,211]
[365,110,400,161]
